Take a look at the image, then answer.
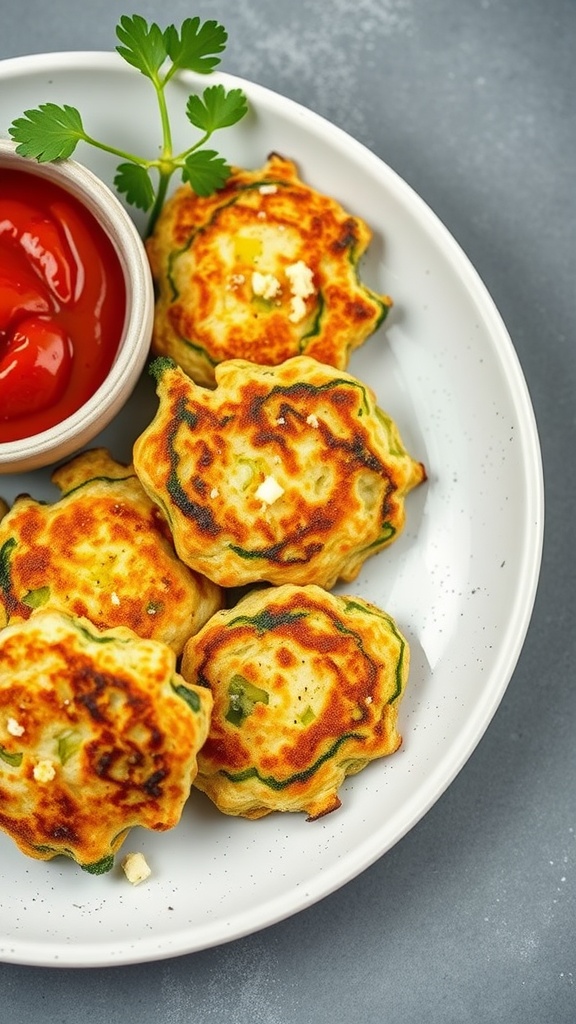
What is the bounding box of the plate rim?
[0,49,545,968]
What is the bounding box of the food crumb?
[255,475,285,505]
[285,260,315,298]
[33,759,56,783]
[122,851,152,886]
[6,717,25,737]
[228,273,245,291]
[251,271,281,300]
[288,295,307,323]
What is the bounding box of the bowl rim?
[0,138,153,469]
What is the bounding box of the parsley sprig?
[9,14,248,235]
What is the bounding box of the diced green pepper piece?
[56,729,82,765]
[0,744,23,768]
[225,674,269,727]
[298,705,316,727]
[22,586,51,610]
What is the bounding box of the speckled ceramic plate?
[0,52,544,968]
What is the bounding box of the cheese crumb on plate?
[122,851,152,885]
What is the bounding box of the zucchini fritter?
[132,355,425,589]
[0,448,222,654]
[181,584,409,820]
[146,153,392,386]
[0,610,212,872]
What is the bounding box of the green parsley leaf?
[115,14,167,80]
[186,85,248,133]
[114,162,156,211]
[182,150,231,196]
[8,15,249,235]
[9,103,86,161]
[164,17,227,75]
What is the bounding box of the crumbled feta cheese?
[285,260,315,299]
[306,414,319,428]
[288,295,308,323]
[251,271,281,300]
[121,851,152,886]
[228,273,246,290]
[285,260,315,322]
[257,210,267,220]
[255,475,285,505]
[110,591,121,607]
[6,717,24,737]
[276,416,286,425]
[259,184,278,195]
[33,760,56,783]
[210,487,220,499]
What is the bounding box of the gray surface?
[0,0,574,1020]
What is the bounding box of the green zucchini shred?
[81,854,115,875]
[222,732,362,790]
[0,536,17,601]
[172,681,201,713]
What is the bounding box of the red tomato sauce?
[0,167,126,443]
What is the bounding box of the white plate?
[0,52,544,968]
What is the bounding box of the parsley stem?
[77,133,147,168]
[156,73,174,161]
[146,171,173,236]
[174,131,212,164]
[142,72,176,236]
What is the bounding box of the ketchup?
[0,167,126,443]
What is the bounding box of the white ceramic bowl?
[0,139,153,473]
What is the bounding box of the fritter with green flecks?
[0,448,223,654]
[0,610,212,872]
[146,153,392,386]
[181,584,409,820]
[132,355,425,590]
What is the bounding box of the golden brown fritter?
[0,609,212,872]
[0,448,222,654]
[132,355,425,589]
[181,584,409,820]
[146,153,392,386]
